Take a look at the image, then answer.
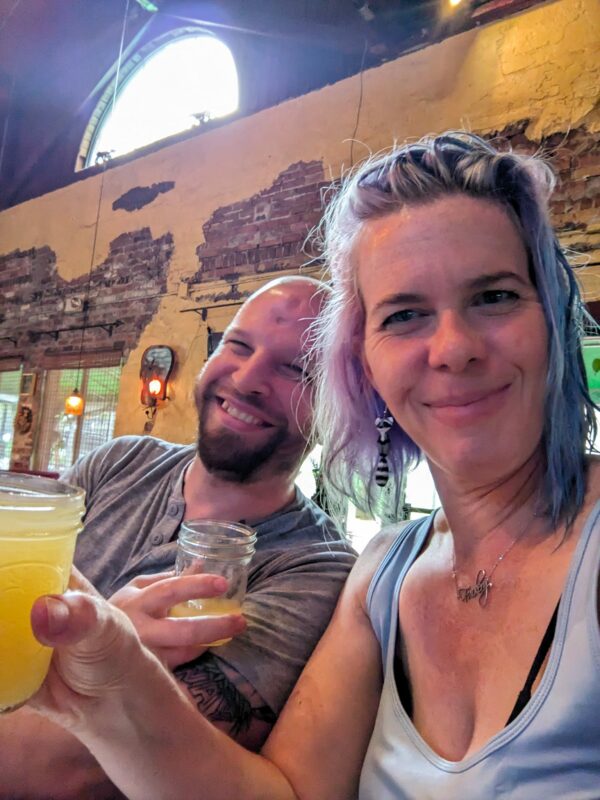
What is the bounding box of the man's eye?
[278,363,306,381]
[226,339,251,354]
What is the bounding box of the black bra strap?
[506,599,560,725]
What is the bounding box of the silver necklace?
[451,517,532,607]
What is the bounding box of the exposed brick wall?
[0,228,172,366]
[112,181,175,212]
[489,122,600,312]
[191,161,327,283]
[0,227,173,467]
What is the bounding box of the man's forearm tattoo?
[175,653,276,736]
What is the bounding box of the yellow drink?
[0,474,84,712]
[171,519,256,647]
[169,598,242,646]
[0,531,76,709]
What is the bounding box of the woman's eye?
[381,308,426,328]
[475,289,519,308]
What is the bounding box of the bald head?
[241,275,327,322]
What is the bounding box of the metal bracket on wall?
[180,301,243,321]
[28,320,123,343]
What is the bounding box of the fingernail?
[212,576,228,591]
[43,596,70,636]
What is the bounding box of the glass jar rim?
[0,470,83,495]
[181,519,256,542]
[0,470,84,506]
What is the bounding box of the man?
[0,276,355,800]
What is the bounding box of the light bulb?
[148,378,163,397]
[65,389,85,416]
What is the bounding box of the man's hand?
[109,573,247,668]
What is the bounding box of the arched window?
[80,32,238,167]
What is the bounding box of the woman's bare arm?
[30,535,394,800]
[262,533,391,799]
[31,588,289,800]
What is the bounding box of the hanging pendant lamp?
[65,388,85,416]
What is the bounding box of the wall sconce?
[140,345,174,418]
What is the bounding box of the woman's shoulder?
[350,519,426,609]
[587,453,600,476]
[569,457,600,536]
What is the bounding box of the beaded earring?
[374,409,394,487]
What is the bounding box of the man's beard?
[197,396,296,482]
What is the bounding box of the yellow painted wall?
[0,0,598,445]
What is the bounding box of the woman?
[30,133,599,798]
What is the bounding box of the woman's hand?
[109,573,247,668]
[28,569,157,732]
[28,572,295,800]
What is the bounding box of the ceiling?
[0,0,541,210]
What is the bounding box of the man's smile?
[220,398,271,428]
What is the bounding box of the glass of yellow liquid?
[169,520,256,646]
[0,471,85,713]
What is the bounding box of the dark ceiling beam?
[158,0,371,54]
[471,0,547,23]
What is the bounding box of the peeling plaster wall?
[0,0,598,460]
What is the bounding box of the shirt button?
[168,503,179,516]
[150,533,163,546]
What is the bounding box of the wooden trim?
[0,357,23,372]
[40,349,123,370]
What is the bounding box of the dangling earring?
[374,408,394,487]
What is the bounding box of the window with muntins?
[34,366,121,473]
[0,369,22,469]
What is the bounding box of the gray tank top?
[359,502,600,799]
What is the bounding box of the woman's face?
[357,194,549,487]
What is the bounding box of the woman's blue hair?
[311,132,597,527]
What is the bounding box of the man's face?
[194,283,318,482]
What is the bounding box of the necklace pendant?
[456,569,491,606]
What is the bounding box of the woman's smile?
[422,383,512,425]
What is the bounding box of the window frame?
[0,367,23,470]
[77,27,239,171]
